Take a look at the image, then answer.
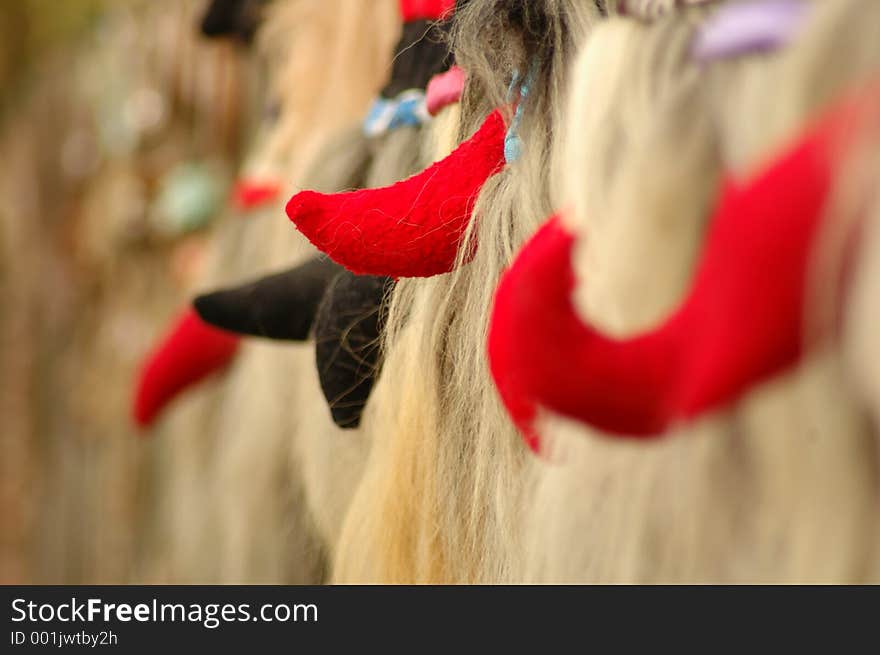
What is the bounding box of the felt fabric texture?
[399,0,455,22]
[193,256,343,341]
[381,19,454,100]
[314,272,395,429]
[231,178,282,211]
[199,0,265,43]
[426,65,465,116]
[285,109,507,278]
[488,88,870,452]
[132,308,240,428]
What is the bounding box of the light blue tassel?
[504,62,537,163]
[504,103,526,163]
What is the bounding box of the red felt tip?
[488,86,875,452]
[285,109,507,278]
[132,308,240,429]
[399,0,455,22]
[231,178,281,212]
[426,65,465,116]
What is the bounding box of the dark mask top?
[381,19,454,98]
[199,0,267,44]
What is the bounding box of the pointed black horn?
[314,272,395,429]
[193,256,342,341]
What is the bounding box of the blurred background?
[5,0,879,587]
[0,0,255,583]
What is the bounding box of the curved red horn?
[132,308,240,429]
[231,178,281,212]
[399,0,455,22]
[489,88,872,452]
[286,109,506,278]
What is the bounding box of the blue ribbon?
[363,90,430,138]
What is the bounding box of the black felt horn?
[193,256,342,341]
[314,271,395,429]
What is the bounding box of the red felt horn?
[286,109,507,278]
[399,0,455,22]
[488,86,874,452]
[231,178,281,212]
[132,307,240,429]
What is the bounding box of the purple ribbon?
[692,0,809,62]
